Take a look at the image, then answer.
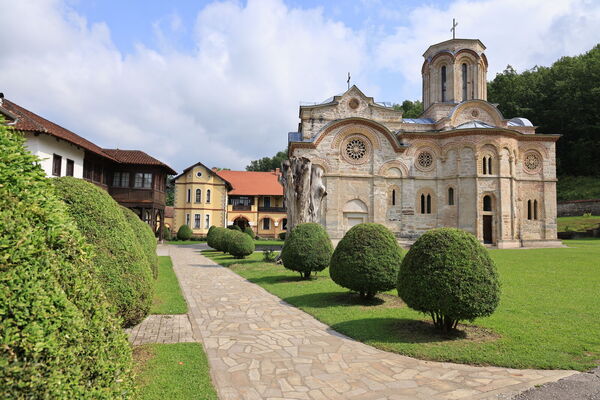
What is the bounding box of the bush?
[281,223,333,279]
[225,230,255,258]
[228,224,242,231]
[207,225,220,249]
[162,226,172,241]
[244,226,255,238]
[0,130,133,398]
[177,224,193,240]
[209,227,229,252]
[330,223,403,299]
[263,249,278,262]
[121,206,159,279]
[53,177,154,327]
[397,228,501,332]
[278,231,286,240]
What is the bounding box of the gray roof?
[508,117,533,127]
[403,118,435,124]
[455,120,495,129]
[288,132,302,143]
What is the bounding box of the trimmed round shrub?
[53,177,153,327]
[226,230,255,258]
[397,228,501,331]
[281,223,333,279]
[278,231,286,240]
[177,224,193,240]
[0,130,133,398]
[228,224,242,231]
[244,226,254,238]
[122,206,159,279]
[207,225,220,249]
[211,227,229,252]
[330,223,403,299]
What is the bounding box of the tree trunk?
[280,157,327,235]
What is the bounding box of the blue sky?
[1,0,598,171]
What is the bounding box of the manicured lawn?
[203,239,600,371]
[134,343,217,400]
[255,239,284,246]
[150,256,187,314]
[166,240,206,245]
[558,215,600,232]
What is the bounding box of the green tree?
[246,150,288,171]
[393,99,423,118]
[166,175,175,206]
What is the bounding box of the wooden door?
[483,215,493,244]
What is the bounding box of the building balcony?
[258,206,286,213]
[232,204,252,211]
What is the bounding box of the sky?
[1,0,599,172]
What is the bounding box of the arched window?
[482,156,493,175]
[482,156,487,175]
[282,218,288,230]
[195,189,201,203]
[206,189,211,203]
[488,157,493,174]
[426,194,432,214]
[448,187,455,206]
[391,189,396,206]
[462,63,468,101]
[420,193,433,214]
[534,200,538,220]
[186,189,191,203]
[420,194,426,214]
[527,200,532,220]
[205,214,210,229]
[483,195,492,211]
[262,218,271,230]
[441,66,447,102]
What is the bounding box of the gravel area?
[509,366,600,400]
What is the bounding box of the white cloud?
[0,0,366,171]
[0,0,598,172]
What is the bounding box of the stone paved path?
[125,314,194,345]
[165,244,576,400]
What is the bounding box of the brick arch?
[377,160,409,177]
[449,99,504,127]
[312,118,403,153]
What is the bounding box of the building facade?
[288,38,561,248]
[174,164,286,238]
[0,96,176,234]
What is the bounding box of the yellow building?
[173,163,286,238]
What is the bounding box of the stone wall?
[557,199,600,217]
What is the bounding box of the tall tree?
[393,100,423,118]
[246,150,288,171]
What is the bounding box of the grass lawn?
[255,239,284,246]
[557,215,600,232]
[134,343,217,400]
[166,240,206,245]
[203,239,600,371]
[150,256,187,314]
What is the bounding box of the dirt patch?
[392,319,501,344]
[132,345,155,377]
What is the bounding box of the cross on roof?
[451,18,458,39]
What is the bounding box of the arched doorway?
[233,216,249,230]
[343,199,368,232]
[482,194,494,244]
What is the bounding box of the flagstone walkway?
[164,244,576,400]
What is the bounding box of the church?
[287,38,561,248]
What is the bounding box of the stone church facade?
[288,38,561,248]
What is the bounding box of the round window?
[524,153,541,172]
[196,171,203,177]
[417,151,434,169]
[349,98,360,110]
[345,138,367,160]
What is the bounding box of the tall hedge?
[397,228,501,331]
[0,129,134,398]
[330,223,403,299]
[281,223,333,279]
[177,224,192,240]
[122,206,159,279]
[53,177,153,327]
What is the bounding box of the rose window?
[345,139,367,160]
[524,153,540,171]
[417,151,433,168]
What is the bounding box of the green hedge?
[330,223,403,299]
[208,227,228,251]
[225,230,255,258]
[122,206,159,279]
[0,130,134,398]
[53,177,153,327]
[397,228,501,331]
[244,226,254,238]
[177,224,193,240]
[281,223,333,279]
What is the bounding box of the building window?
[441,65,447,102]
[194,214,201,229]
[527,200,539,220]
[93,165,102,183]
[282,218,287,230]
[113,172,121,186]
[205,214,210,229]
[482,156,493,175]
[263,218,270,230]
[534,200,538,220]
[134,173,152,188]
[206,189,211,203]
[391,189,396,206]
[420,193,432,214]
[448,187,455,205]
[462,63,468,101]
[66,159,74,176]
[112,172,130,187]
[52,154,62,176]
[185,213,190,227]
[483,195,492,212]
[263,197,271,207]
[186,189,191,203]
[195,189,202,203]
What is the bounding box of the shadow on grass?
[283,291,387,308]
[330,318,500,345]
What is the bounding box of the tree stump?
[280,157,327,236]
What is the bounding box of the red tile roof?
[103,149,176,174]
[216,170,283,196]
[0,98,116,161]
